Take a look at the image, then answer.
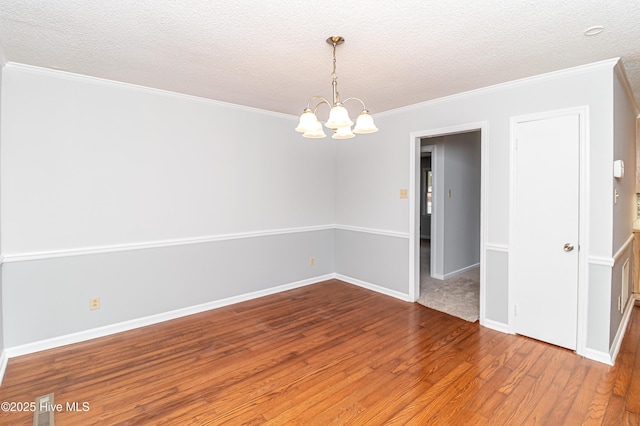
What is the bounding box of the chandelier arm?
[305,95,331,110]
[312,99,332,114]
[341,97,368,111]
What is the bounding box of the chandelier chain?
[331,42,337,79]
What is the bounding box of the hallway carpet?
[417,268,480,322]
[418,239,480,322]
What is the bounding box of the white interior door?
[511,113,580,350]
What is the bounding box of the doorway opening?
[409,123,487,324]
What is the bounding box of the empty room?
[0,1,640,424]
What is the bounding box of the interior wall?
[334,59,618,352]
[419,132,481,278]
[3,230,335,347]
[0,57,5,357]
[612,66,637,252]
[609,64,638,347]
[441,131,481,276]
[1,65,336,255]
[0,64,336,348]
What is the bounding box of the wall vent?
[33,393,54,426]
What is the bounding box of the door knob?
[563,243,574,252]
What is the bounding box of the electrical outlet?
[310,257,315,266]
[90,297,100,310]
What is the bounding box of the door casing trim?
[408,122,488,327]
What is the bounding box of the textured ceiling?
[1,1,640,117]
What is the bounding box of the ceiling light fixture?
[295,36,378,139]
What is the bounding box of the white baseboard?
[480,318,510,334]
[480,317,616,366]
[581,348,613,365]
[429,263,480,281]
[4,274,334,360]
[334,273,412,302]
[443,263,480,280]
[608,295,636,365]
[0,350,8,385]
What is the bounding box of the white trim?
[481,318,510,334]
[609,295,636,365]
[377,58,619,118]
[486,243,509,253]
[508,106,590,358]
[0,47,6,68]
[3,224,416,263]
[0,350,8,385]
[0,273,415,363]
[4,274,334,359]
[442,263,480,280]
[572,294,635,366]
[334,225,410,239]
[409,122,488,314]
[334,274,412,302]
[588,256,615,267]
[4,62,296,121]
[2,225,335,263]
[613,234,634,263]
[581,348,613,365]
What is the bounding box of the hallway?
[418,238,480,322]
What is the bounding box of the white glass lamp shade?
[332,126,355,139]
[352,110,378,134]
[295,109,318,133]
[302,119,327,138]
[325,104,353,129]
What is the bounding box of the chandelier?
[295,36,378,139]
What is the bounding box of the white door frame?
[508,106,589,357]
[409,122,488,325]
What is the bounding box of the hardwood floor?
[0,279,639,425]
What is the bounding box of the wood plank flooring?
[0,279,639,425]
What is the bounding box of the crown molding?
[3,62,296,121]
[376,58,621,118]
